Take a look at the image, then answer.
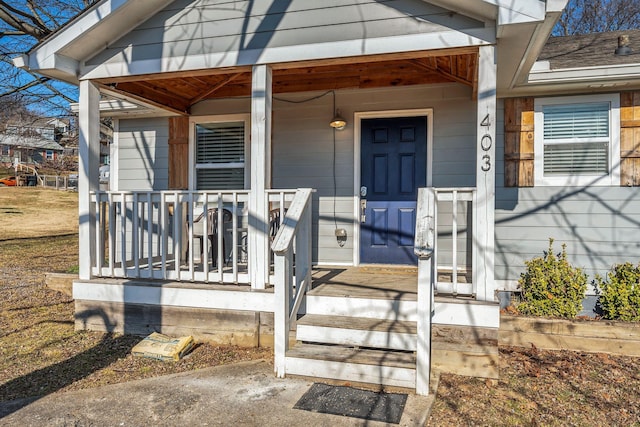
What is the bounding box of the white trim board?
[352,109,434,266]
[73,281,274,312]
[80,29,494,80]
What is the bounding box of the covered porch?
[74,44,499,397]
[12,0,568,399]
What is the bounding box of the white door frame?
[352,109,434,266]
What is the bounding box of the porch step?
[285,343,416,389]
[305,294,418,322]
[296,314,417,351]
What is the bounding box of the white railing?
[413,186,476,396]
[91,190,253,283]
[272,188,313,378]
[432,188,476,297]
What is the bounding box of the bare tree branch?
[554,0,640,36]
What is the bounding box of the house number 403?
[480,114,492,172]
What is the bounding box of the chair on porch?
[268,208,287,266]
[269,208,283,241]
[191,208,232,266]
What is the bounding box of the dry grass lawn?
[0,187,79,240]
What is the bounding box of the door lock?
[360,199,367,223]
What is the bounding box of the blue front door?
[360,116,427,265]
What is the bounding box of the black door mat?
[293,383,408,424]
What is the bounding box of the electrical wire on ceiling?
[273,90,343,244]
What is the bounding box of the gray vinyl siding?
[117,118,169,191]
[494,99,640,287]
[86,0,485,68]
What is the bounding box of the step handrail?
[272,188,313,378]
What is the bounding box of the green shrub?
[517,239,587,318]
[595,262,640,321]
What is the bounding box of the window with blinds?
[542,102,610,176]
[195,121,246,190]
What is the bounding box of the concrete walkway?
[0,360,433,426]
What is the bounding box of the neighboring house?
[1,117,69,165]
[13,0,640,395]
[0,134,64,165]
[5,117,70,143]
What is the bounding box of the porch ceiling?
[95,49,478,115]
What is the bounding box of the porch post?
[249,64,272,289]
[475,45,497,301]
[78,80,101,280]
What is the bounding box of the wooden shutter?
[168,116,189,189]
[504,97,534,187]
[621,91,640,186]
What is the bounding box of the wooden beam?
[408,58,473,87]
[472,55,479,101]
[96,83,188,116]
[271,46,480,70]
[94,65,253,84]
[134,81,190,102]
[188,73,242,107]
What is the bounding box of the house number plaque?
[480,114,492,172]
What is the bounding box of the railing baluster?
[188,192,195,281]
[147,192,153,277]
[217,193,224,283]
[93,193,101,275]
[108,193,115,276]
[202,195,209,281]
[132,192,139,276]
[231,193,238,282]
[452,190,458,295]
[161,194,167,280]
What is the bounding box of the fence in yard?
[40,175,77,190]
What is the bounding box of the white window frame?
[534,94,620,187]
[188,114,251,190]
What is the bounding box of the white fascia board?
[23,0,172,80]
[546,0,569,14]
[528,63,640,84]
[27,0,129,74]
[496,2,545,26]
[81,27,495,80]
[506,2,565,89]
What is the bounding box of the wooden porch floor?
[310,266,418,300]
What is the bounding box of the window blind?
[543,102,609,140]
[195,122,245,190]
[542,102,610,176]
[543,142,609,175]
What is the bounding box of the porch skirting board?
[72,280,274,312]
[74,300,276,347]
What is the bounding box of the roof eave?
[13,0,173,82]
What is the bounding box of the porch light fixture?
[330,110,347,130]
